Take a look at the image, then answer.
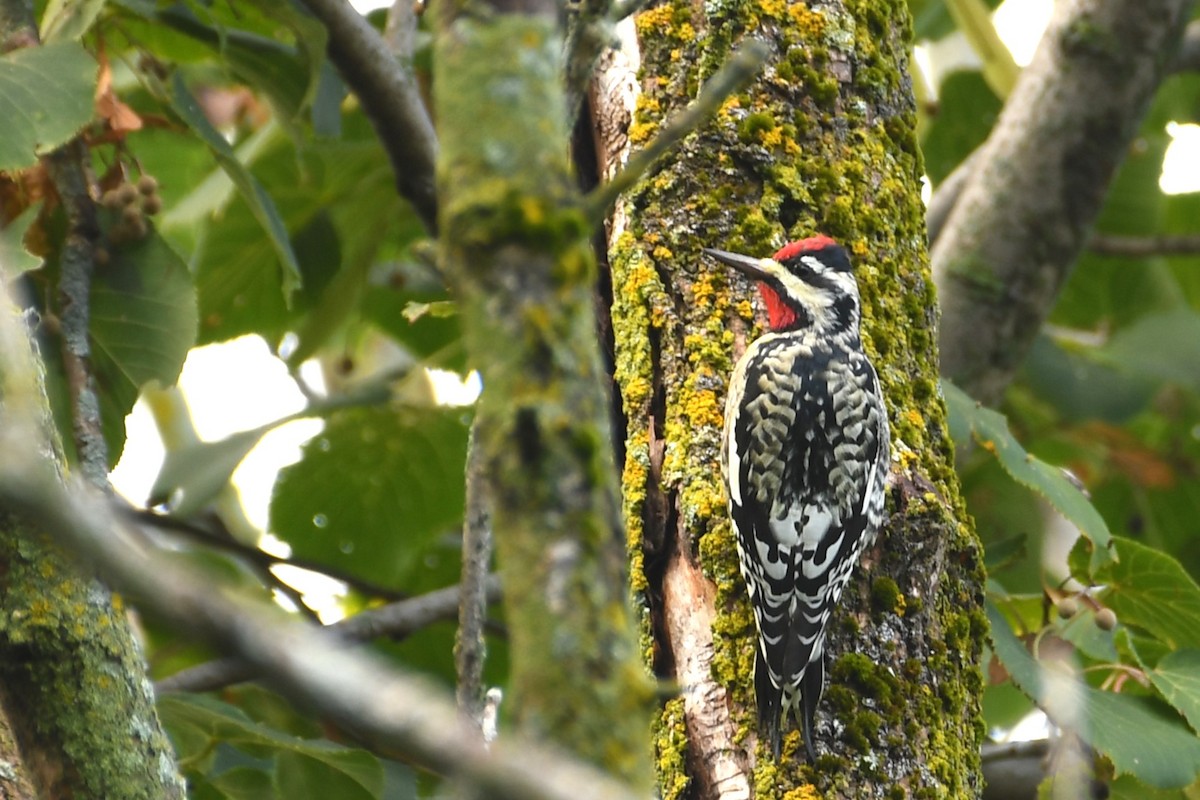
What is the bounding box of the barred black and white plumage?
[704,236,890,763]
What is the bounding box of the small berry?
[101,189,124,209]
[115,182,139,206]
[1095,608,1118,631]
[137,175,159,196]
[1056,597,1080,619]
[141,194,162,216]
[121,204,143,224]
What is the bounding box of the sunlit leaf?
[40,0,107,42]
[0,206,42,276]
[0,42,94,170]
[148,427,266,517]
[944,380,1116,570]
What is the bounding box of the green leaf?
[269,407,470,588]
[90,229,197,466]
[275,749,383,800]
[1100,310,1200,394]
[0,42,94,171]
[207,767,274,800]
[1087,537,1200,652]
[988,603,1200,788]
[40,0,107,42]
[0,206,43,276]
[943,380,1116,570]
[1150,650,1200,734]
[167,71,301,300]
[149,427,266,517]
[920,71,1001,184]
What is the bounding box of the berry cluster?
[100,174,161,245]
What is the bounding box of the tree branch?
[46,141,108,487]
[1087,233,1200,258]
[1171,19,1200,72]
[156,577,501,693]
[299,0,439,234]
[0,471,643,800]
[930,0,1193,404]
[455,422,493,723]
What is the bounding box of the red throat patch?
[758,283,798,330]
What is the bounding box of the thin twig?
[124,506,410,601]
[46,141,108,488]
[582,40,770,224]
[298,0,439,234]
[455,422,493,723]
[156,577,501,693]
[1087,233,1200,258]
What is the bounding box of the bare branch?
[583,41,770,224]
[1088,233,1200,258]
[456,423,494,723]
[46,142,108,487]
[1171,19,1200,73]
[930,0,1193,404]
[925,147,982,247]
[0,456,637,800]
[299,0,439,234]
[156,577,501,693]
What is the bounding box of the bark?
[601,0,986,796]
[0,307,186,800]
[431,0,655,787]
[930,0,1194,404]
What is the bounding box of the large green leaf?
[0,42,94,171]
[944,380,1116,570]
[90,228,197,465]
[1150,650,1200,734]
[1080,537,1200,652]
[269,407,470,588]
[0,206,43,276]
[1099,310,1200,394]
[988,603,1200,788]
[167,72,302,301]
[159,695,386,799]
[275,749,382,800]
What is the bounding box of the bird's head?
[703,235,862,338]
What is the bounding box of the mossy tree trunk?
[0,305,185,798]
[432,0,655,788]
[606,0,987,796]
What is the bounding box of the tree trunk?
[432,0,655,787]
[0,303,186,800]
[602,0,987,796]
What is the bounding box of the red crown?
[773,235,838,261]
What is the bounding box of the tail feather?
[755,646,783,759]
[799,656,825,763]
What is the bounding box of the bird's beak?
[702,248,777,281]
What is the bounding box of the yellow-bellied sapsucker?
[704,236,890,762]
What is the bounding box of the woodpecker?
[704,236,890,762]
